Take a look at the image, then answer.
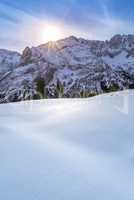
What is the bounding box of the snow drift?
[0,90,134,200]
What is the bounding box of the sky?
[0,0,134,52]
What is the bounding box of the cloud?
[0,1,92,51]
[74,2,134,40]
[0,2,52,51]
[0,1,134,51]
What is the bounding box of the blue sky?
[0,0,134,51]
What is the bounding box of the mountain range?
[0,34,134,103]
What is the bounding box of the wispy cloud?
[76,1,134,40]
[0,2,52,51]
[0,1,134,51]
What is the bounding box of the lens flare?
[41,24,62,42]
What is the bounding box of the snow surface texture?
[0,90,134,200]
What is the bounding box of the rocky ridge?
[0,34,134,102]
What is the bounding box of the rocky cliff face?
[0,34,134,102]
[0,49,20,74]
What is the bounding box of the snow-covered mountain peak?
[109,34,134,50]
[1,34,134,102]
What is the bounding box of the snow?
[0,49,20,73]
[0,90,134,200]
[38,37,94,66]
[1,35,134,99]
[103,51,134,70]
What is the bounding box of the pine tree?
[36,78,45,99]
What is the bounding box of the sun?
[41,24,62,42]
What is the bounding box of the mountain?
[0,49,20,75]
[1,34,134,102]
[0,90,134,199]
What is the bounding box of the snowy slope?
[0,90,134,200]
